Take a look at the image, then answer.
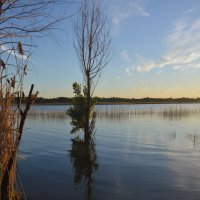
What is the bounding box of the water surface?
[18,104,200,200]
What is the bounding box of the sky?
[24,0,200,98]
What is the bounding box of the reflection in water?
[69,138,98,200]
[169,129,200,150]
[169,131,176,141]
[186,130,200,150]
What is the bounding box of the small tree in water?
[68,83,98,198]
[67,82,96,139]
[70,0,111,142]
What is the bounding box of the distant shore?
[30,97,200,105]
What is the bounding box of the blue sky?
[24,0,200,98]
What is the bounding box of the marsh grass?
[96,106,200,120]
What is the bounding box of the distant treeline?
[29,97,200,105]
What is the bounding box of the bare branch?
[74,0,111,92]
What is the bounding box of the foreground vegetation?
[0,0,71,199]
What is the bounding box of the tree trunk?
[84,72,91,142]
[1,151,17,200]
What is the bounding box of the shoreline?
[31,101,200,106]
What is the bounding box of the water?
[18,104,200,200]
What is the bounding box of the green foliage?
[72,82,81,96]
[67,82,96,134]
[67,83,86,133]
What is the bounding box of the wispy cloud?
[185,8,196,14]
[121,50,131,62]
[125,68,130,73]
[108,0,150,26]
[115,76,120,80]
[136,17,200,72]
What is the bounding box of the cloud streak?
[136,17,200,72]
[109,0,150,26]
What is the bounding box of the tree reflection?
[69,138,98,200]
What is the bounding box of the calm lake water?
[18,104,200,200]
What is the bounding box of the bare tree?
[73,0,111,142]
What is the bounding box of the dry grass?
[11,191,22,200]
[0,81,17,186]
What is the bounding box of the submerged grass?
[28,110,67,121]
[186,130,200,150]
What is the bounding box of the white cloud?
[124,65,136,76]
[136,17,200,72]
[108,0,150,27]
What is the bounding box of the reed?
[0,42,38,199]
